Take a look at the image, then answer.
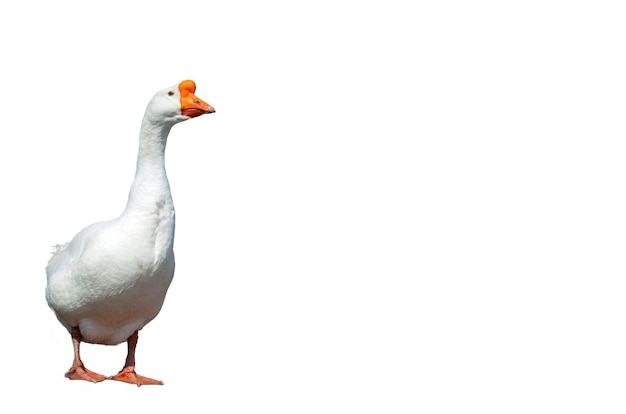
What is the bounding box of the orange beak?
[179,80,215,118]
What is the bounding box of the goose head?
[143,79,215,126]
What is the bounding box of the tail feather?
[51,243,68,254]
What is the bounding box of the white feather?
[45,82,201,345]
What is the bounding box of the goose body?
[46,206,175,346]
[45,80,214,385]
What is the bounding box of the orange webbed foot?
[109,366,163,386]
[65,365,107,383]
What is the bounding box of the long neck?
[123,118,174,217]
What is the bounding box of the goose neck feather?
[123,116,173,217]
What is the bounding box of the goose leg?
[109,330,163,386]
[64,326,107,383]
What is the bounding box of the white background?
[1,0,625,412]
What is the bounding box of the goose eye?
[167,91,175,96]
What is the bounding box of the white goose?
[45,80,214,385]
